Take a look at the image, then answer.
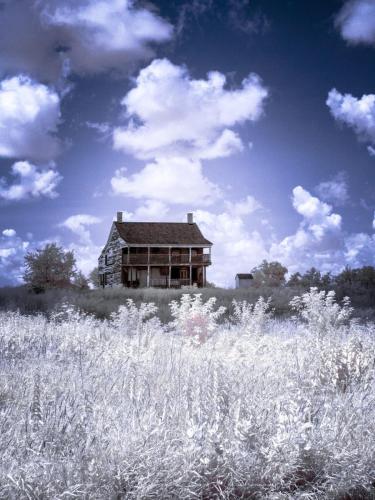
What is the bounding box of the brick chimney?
[117,211,123,223]
[187,212,193,224]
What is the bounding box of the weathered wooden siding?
[98,225,125,287]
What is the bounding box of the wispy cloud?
[315,172,349,206]
[60,214,101,244]
[175,0,270,38]
[336,0,375,46]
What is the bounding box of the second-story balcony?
[122,252,211,265]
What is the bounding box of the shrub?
[290,287,353,337]
[231,296,272,336]
[110,299,159,336]
[169,293,226,344]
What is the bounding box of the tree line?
[250,260,375,308]
[21,243,375,308]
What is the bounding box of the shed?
[235,273,254,289]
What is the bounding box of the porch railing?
[149,278,199,288]
[123,254,211,265]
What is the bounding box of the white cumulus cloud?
[132,200,170,220]
[0,0,173,80]
[2,229,16,238]
[111,157,222,206]
[336,0,375,46]
[0,228,31,285]
[194,200,268,286]
[60,214,102,244]
[0,161,62,201]
[327,88,375,153]
[0,76,61,161]
[292,185,342,237]
[268,186,374,275]
[113,58,268,160]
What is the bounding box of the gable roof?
[236,273,253,279]
[114,222,212,245]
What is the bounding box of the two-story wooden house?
[98,212,212,288]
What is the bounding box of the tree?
[251,260,288,287]
[335,266,375,306]
[73,271,90,290]
[89,267,100,288]
[23,243,77,292]
[287,272,302,287]
[289,267,332,290]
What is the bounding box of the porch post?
[189,265,192,286]
[168,246,171,288]
[203,266,206,287]
[189,247,191,263]
[127,246,130,264]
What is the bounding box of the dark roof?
[114,222,212,245]
[236,273,253,279]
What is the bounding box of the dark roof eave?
[114,221,212,246]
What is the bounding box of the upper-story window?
[105,252,115,266]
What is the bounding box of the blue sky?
[0,0,375,287]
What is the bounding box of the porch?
[122,265,206,288]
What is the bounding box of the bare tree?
[73,270,90,290]
[89,266,100,288]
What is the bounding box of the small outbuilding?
[235,273,254,289]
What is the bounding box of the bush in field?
[318,337,374,393]
[290,287,353,337]
[111,298,159,336]
[231,296,272,336]
[170,293,226,343]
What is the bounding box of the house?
[98,212,212,288]
[235,273,254,289]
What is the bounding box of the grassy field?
[0,289,374,498]
[1,284,374,323]
[0,285,300,321]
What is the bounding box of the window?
[99,273,108,286]
[105,253,115,266]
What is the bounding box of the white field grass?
[0,289,374,499]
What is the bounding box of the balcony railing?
[123,254,211,265]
